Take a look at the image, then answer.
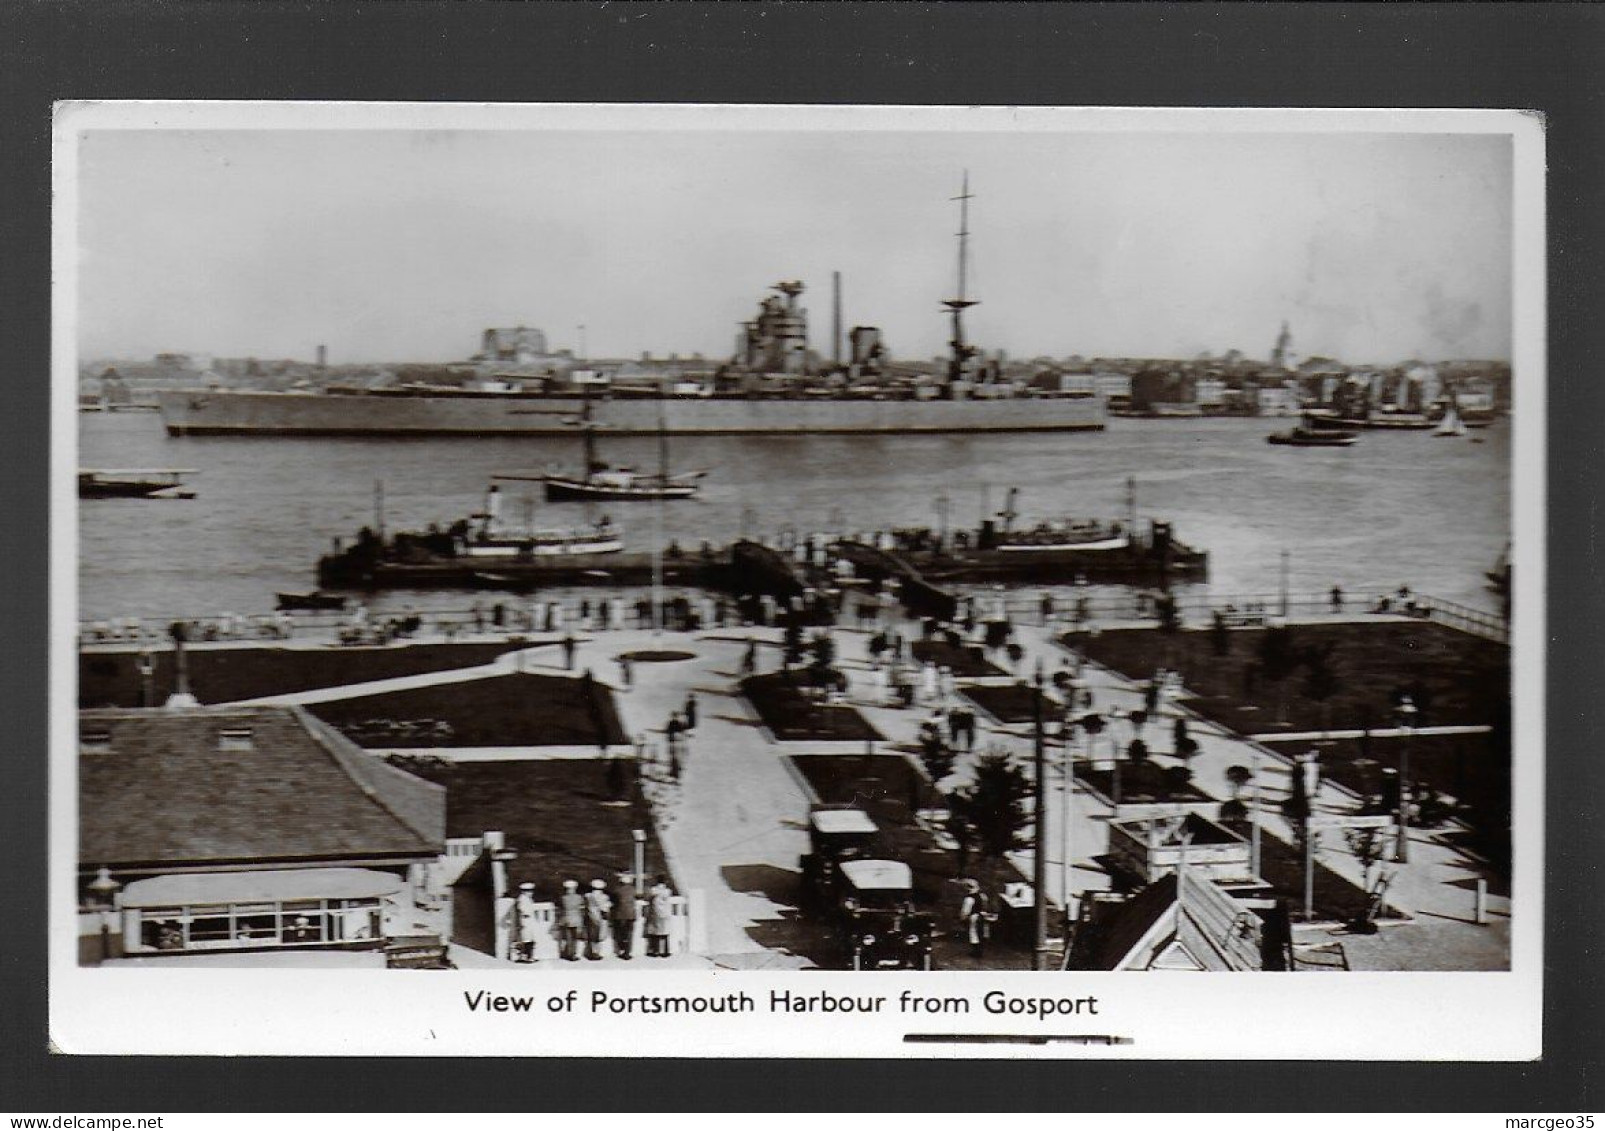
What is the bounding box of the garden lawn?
[741,673,883,742]
[961,682,1057,725]
[1064,621,1508,735]
[307,672,627,747]
[1074,762,1214,806]
[909,639,1005,678]
[79,642,516,708]
[1261,731,1511,875]
[401,759,667,898]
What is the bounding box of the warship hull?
[157,389,1107,436]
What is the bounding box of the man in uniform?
[557,879,585,961]
[610,872,639,960]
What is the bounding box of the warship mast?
[943,171,980,384]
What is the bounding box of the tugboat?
[496,399,707,502]
[78,468,197,499]
[1267,425,1358,447]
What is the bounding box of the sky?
[74,126,1513,365]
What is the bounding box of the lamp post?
[935,493,950,549]
[1249,743,1262,878]
[136,649,155,708]
[1031,661,1050,971]
[87,866,121,963]
[1061,696,1080,928]
[632,828,646,896]
[1394,696,1418,863]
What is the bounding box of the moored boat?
[275,591,348,611]
[78,469,197,499]
[1267,427,1358,447]
[494,398,708,501]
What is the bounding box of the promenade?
[183,605,1510,973]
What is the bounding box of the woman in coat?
[644,876,675,958]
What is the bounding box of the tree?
[1301,642,1342,736]
[1257,624,1300,727]
[809,632,836,674]
[951,748,1034,860]
[1126,737,1150,765]
[1282,759,1311,844]
[605,754,628,802]
[782,621,804,670]
[1210,610,1231,656]
[1155,592,1182,669]
[1161,764,1193,800]
[1225,763,1254,800]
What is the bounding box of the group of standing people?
[515,872,678,962]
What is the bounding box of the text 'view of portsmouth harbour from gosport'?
[74,123,1513,981]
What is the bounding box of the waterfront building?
[77,704,445,964]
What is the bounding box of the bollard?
[1474,877,1488,925]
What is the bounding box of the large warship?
[156,182,1107,438]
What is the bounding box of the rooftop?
[79,705,446,870]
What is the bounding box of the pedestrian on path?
[959,879,996,958]
[514,882,540,964]
[741,639,758,676]
[558,879,584,961]
[668,740,682,783]
[618,654,633,687]
[645,877,675,957]
[583,879,611,961]
[666,712,683,745]
[562,634,577,670]
[683,692,698,730]
[610,872,639,960]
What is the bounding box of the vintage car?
[800,806,879,907]
[835,858,936,971]
[799,807,935,970]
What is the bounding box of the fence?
[78,584,1507,650]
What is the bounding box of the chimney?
[831,271,842,367]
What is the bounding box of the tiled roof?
[1073,874,1178,971]
[79,705,446,869]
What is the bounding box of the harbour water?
[77,411,1510,622]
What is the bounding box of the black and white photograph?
[51,103,1544,1059]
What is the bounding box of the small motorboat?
[276,591,348,611]
[1267,426,1358,448]
[78,468,197,499]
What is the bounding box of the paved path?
[211,614,1510,972]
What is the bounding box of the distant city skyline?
[75,125,1513,366]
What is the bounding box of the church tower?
[1270,321,1295,371]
